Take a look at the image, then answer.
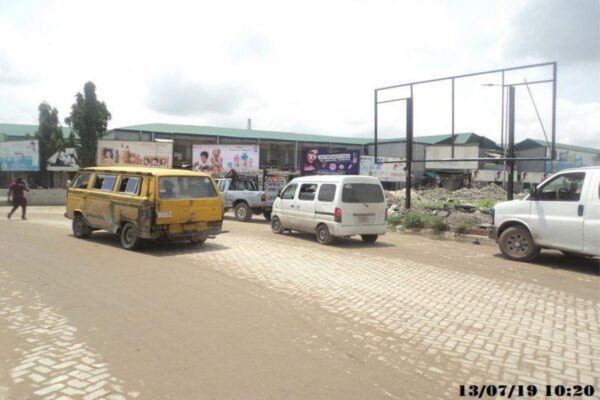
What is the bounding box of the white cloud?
[0,0,597,150]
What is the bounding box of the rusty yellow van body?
[65,166,224,250]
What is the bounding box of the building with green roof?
[515,138,600,173]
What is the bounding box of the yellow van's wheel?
[190,233,208,244]
[234,203,252,222]
[120,222,141,250]
[72,214,91,239]
[316,224,334,245]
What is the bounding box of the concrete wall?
[0,189,66,206]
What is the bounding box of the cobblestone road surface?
[0,207,598,399]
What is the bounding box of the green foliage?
[65,81,111,167]
[402,212,426,229]
[475,198,496,210]
[34,102,65,185]
[426,215,450,232]
[414,199,452,210]
[453,221,473,235]
[387,213,402,225]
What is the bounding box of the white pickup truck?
[216,178,273,222]
[490,166,600,261]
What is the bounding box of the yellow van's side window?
[118,176,141,195]
[93,174,117,191]
[72,172,92,189]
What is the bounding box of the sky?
[0,0,598,147]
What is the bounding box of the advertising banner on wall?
[47,148,79,171]
[0,140,40,171]
[97,140,173,168]
[192,144,260,174]
[360,156,406,182]
[301,148,360,175]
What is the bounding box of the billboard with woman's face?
[301,148,360,175]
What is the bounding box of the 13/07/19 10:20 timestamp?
[459,384,596,398]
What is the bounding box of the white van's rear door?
[340,182,386,226]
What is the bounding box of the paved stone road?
[173,216,600,398]
[0,207,598,399]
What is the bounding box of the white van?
[271,175,388,244]
[490,166,600,261]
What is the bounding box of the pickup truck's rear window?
[342,183,384,203]
[159,176,217,199]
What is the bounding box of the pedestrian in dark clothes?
[7,177,29,220]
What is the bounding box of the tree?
[35,102,65,185]
[65,81,111,167]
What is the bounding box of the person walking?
[7,177,29,220]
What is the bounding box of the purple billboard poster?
[301,148,360,175]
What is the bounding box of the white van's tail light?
[385,208,388,222]
[334,207,342,223]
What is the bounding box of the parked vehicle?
[216,176,272,222]
[65,166,224,250]
[489,166,600,261]
[271,175,387,244]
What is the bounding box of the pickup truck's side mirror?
[529,184,538,199]
[66,179,72,189]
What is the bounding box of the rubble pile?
[386,184,509,207]
[386,184,521,230]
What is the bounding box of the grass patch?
[474,198,497,210]
[453,221,473,235]
[387,213,402,225]
[402,212,426,229]
[426,215,450,232]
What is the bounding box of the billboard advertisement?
[192,144,259,174]
[360,156,406,182]
[0,140,40,171]
[301,148,360,175]
[97,140,173,168]
[47,148,79,171]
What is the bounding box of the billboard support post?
[405,98,413,209]
[507,86,516,201]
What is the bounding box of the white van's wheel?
[72,214,91,239]
[234,203,252,222]
[271,217,284,234]
[499,226,540,261]
[120,222,141,250]
[316,224,334,245]
[361,234,378,243]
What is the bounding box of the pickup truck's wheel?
[234,203,252,222]
[72,214,91,238]
[120,222,142,250]
[271,216,284,234]
[361,234,378,243]
[499,226,540,261]
[316,224,334,245]
[263,210,272,221]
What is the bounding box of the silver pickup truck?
[216,178,273,222]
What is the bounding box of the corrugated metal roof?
[0,123,72,140]
[117,123,371,145]
[515,138,600,154]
